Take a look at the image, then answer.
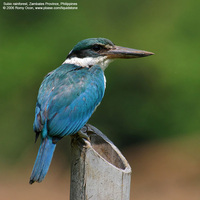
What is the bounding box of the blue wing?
[33,64,105,138]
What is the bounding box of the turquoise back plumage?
[34,63,105,138]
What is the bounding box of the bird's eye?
[92,45,103,52]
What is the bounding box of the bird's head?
[64,38,154,70]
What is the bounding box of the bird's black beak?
[105,45,154,59]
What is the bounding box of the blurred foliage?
[1,0,200,164]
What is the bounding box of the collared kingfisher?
[29,38,153,184]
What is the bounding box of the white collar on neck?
[63,56,113,71]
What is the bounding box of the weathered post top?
[70,124,132,200]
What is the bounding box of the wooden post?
[70,124,132,200]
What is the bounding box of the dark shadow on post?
[89,125,127,170]
[70,124,131,200]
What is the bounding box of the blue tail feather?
[29,137,56,184]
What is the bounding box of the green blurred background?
[1,0,200,199]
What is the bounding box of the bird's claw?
[77,124,94,143]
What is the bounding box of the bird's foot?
[71,124,95,145]
[77,127,90,143]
